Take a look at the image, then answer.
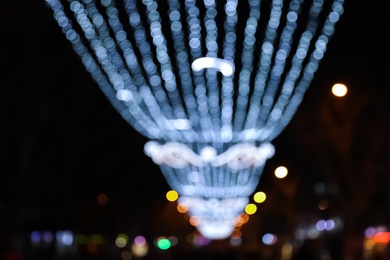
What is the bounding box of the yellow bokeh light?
[364,238,375,250]
[332,83,347,97]
[282,242,293,260]
[115,237,127,248]
[166,190,179,202]
[253,191,266,203]
[274,166,288,178]
[245,204,257,215]
[131,244,149,257]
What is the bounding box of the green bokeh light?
[157,238,171,250]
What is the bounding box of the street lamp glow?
[332,83,348,97]
[274,166,288,178]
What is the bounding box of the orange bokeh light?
[97,193,108,205]
[177,203,189,213]
[373,232,390,243]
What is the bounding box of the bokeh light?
[274,166,288,178]
[97,193,108,205]
[131,242,148,257]
[166,190,179,202]
[282,242,293,259]
[189,216,201,226]
[332,83,347,97]
[31,231,41,245]
[318,199,329,210]
[262,233,277,245]
[43,231,54,243]
[168,236,178,246]
[177,202,189,213]
[134,235,146,246]
[115,234,129,248]
[365,227,376,238]
[230,236,242,246]
[234,216,244,227]
[132,236,148,256]
[245,203,257,215]
[156,237,171,250]
[56,230,74,246]
[241,213,249,223]
[121,251,132,260]
[253,191,266,203]
[90,234,104,244]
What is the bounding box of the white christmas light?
[46,0,345,239]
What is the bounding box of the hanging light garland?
[46,0,344,239]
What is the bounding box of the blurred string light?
[46,0,345,239]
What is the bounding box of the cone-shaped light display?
[46,0,344,239]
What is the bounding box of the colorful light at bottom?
[157,237,171,250]
[245,204,257,215]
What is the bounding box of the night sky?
[1,0,390,258]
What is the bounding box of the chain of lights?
[46,0,344,239]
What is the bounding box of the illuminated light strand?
[142,0,188,123]
[266,0,344,140]
[184,0,213,142]
[47,0,345,142]
[123,0,186,140]
[81,1,174,138]
[242,0,284,134]
[203,0,222,141]
[167,0,199,140]
[254,0,302,131]
[233,0,262,134]
[47,0,164,138]
[220,0,239,141]
[75,0,181,140]
[144,141,274,199]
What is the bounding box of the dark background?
[1,0,389,259]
